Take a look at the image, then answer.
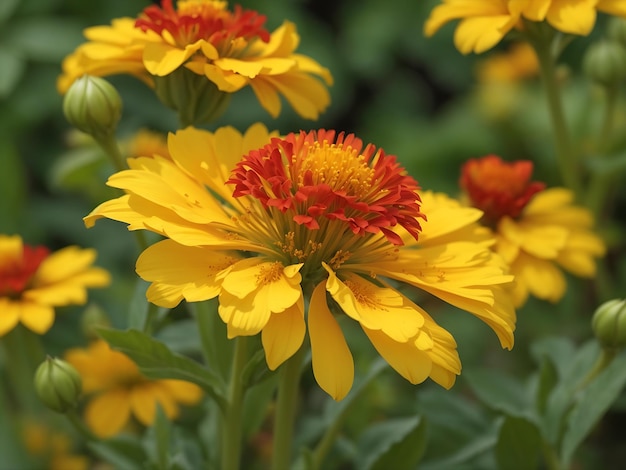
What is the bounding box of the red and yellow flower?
[0,235,110,336]
[85,124,515,400]
[65,339,203,438]
[58,0,332,120]
[460,155,606,307]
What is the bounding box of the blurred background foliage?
[1,0,625,468]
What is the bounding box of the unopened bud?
[80,303,111,340]
[592,299,626,350]
[34,357,82,413]
[582,40,626,87]
[63,75,122,139]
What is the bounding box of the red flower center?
[0,244,49,297]
[460,155,545,224]
[135,0,270,49]
[227,129,425,246]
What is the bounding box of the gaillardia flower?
[64,339,203,438]
[58,0,332,121]
[85,124,516,400]
[424,0,626,54]
[0,235,110,337]
[460,155,606,307]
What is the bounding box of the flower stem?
[271,345,306,470]
[94,133,126,173]
[221,336,249,470]
[529,26,582,195]
[66,408,98,441]
[586,84,619,216]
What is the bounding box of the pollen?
[256,261,284,285]
[328,250,351,270]
[297,142,374,198]
[275,232,321,262]
[344,279,379,309]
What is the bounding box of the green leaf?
[0,132,26,233]
[154,406,171,470]
[542,340,601,445]
[495,416,542,470]
[534,355,559,415]
[0,46,25,99]
[98,328,227,410]
[357,416,427,470]
[561,350,626,465]
[0,0,19,23]
[127,279,150,331]
[88,434,147,470]
[242,373,279,438]
[464,369,534,420]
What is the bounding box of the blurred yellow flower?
[64,339,203,438]
[460,155,606,307]
[424,0,626,54]
[57,0,332,120]
[0,235,110,336]
[85,124,516,401]
[476,42,538,83]
[124,128,171,159]
[23,421,89,470]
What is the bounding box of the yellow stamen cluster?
[297,142,374,198]
[275,232,321,262]
[256,261,284,285]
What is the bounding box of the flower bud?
[34,357,82,413]
[80,303,111,340]
[582,40,626,87]
[592,299,626,350]
[63,75,122,139]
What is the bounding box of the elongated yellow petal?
[84,389,131,438]
[309,281,354,401]
[262,299,306,370]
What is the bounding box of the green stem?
[575,348,617,393]
[94,132,126,173]
[586,85,619,216]
[142,302,160,335]
[271,345,306,470]
[221,336,249,470]
[529,25,582,195]
[542,439,563,470]
[66,408,98,442]
[0,326,44,411]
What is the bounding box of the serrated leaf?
[98,328,227,410]
[356,416,427,470]
[495,416,541,470]
[561,351,626,465]
[464,369,534,420]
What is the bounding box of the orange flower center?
[460,155,545,224]
[0,244,49,297]
[135,0,270,49]
[228,129,425,246]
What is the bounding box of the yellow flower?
[476,42,538,83]
[424,0,626,53]
[58,0,332,120]
[424,0,524,54]
[0,235,110,336]
[85,124,516,400]
[460,155,606,307]
[124,128,171,159]
[23,421,89,470]
[64,339,203,438]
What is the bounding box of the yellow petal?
[513,252,566,303]
[85,389,131,438]
[262,298,306,370]
[137,240,236,308]
[454,15,517,54]
[363,326,432,384]
[308,281,354,401]
[17,302,55,334]
[0,299,20,336]
[143,41,202,76]
[545,0,597,35]
[161,380,203,404]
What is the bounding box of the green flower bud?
[63,75,122,139]
[592,299,626,350]
[34,357,82,413]
[80,303,111,340]
[582,40,626,87]
[153,67,232,127]
[608,17,626,48]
